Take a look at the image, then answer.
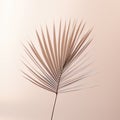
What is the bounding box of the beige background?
[0,0,120,120]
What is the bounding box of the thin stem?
[51,93,58,120]
[51,69,62,120]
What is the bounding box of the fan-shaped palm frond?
[22,20,93,120]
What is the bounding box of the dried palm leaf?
[22,20,93,120]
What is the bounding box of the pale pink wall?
[0,0,120,120]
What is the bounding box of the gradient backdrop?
[0,0,120,120]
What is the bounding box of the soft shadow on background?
[0,0,120,120]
